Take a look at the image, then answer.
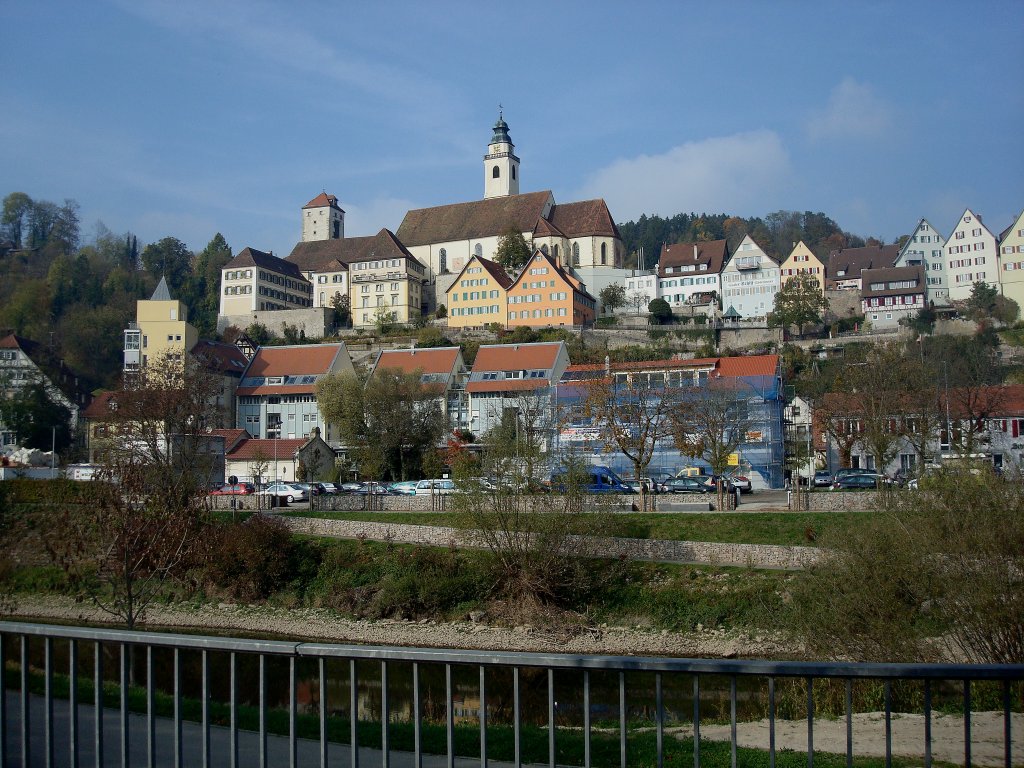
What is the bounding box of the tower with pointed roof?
[123,277,198,373]
[484,111,520,199]
[302,192,345,242]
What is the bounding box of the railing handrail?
[4,620,1021,681]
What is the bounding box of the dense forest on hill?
[1,191,232,390]
[617,210,886,269]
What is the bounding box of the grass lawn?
[280,510,870,546]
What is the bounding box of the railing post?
[94,641,103,768]
[21,635,30,768]
[45,636,54,768]
[69,639,79,768]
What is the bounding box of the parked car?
[320,483,340,495]
[414,479,456,495]
[353,481,392,495]
[833,467,878,483]
[296,482,327,496]
[211,483,254,495]
[340,481,364,493]
[813,470,834,487]
[258,483,308,502]
[831,474,888,490]
[703,473,752,494]
[550,465,632,494]
[389,480,419,496]
[663,477,708,494]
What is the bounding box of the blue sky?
[2,1,1022,259]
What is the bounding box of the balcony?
[734,256,761,271]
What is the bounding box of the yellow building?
[998,210,1024,309]
[779,241,826,293]
[506,251,596,327]
[445,255,512,328]
[123,277,198,373]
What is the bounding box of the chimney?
[605,355,611,377]
[693,244,698,259]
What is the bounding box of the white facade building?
[894,218,948,303]
[944,208,998,301]
[719,236,781,319]
[998,210,1024,309]
[656,240,728,309]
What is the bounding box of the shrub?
[203,516,295,601]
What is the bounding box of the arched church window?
[439,248,448,274]
[601,243,607,265]
[572,242,580,266]
[474,243,483,258]
[553,244,559,259]
[540,244,549,256]
[512,166,516,180]
[492,166,500,179]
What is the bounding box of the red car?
[211,483,255,495]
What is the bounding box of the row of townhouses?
[623,208,1024,331]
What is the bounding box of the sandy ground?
[693,711,1022,767]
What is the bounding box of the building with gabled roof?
[826,244,900,290]
[998,209,1024,309]
[656,239,729,309]
[219,247,313,316]
[894,218,948,303]
[944,208,999,302]
[506,250,596,328]
[302,192,345,242]
[465,341,569,436]
[235,342,355,445]
[860,265,926,329]
[445,255,513,329]
[0,332,93,451]
[779,241,826,294]
[720,235,781,320]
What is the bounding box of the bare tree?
[627,290,650,317]
[671,376,753,507]
[582,370,675,511]
[43,354,220,628]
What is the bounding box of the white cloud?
[807,78,893,141]
[573,131,791,221]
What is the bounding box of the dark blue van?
[550,465,632,494]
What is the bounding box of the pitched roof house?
[826,244,900,290]
[506,251,596,328]
[656,240,729,307]
[445,255,513,329]
[860,265,926,329]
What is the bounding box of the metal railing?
[1,621,1020,768]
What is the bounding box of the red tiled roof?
[510,251,596,301]
[827,244,900,281]
[374,347,461,376]
[715,355,780,378]
[548,199,620,239]
[227,438,306,461]
[81,391,118,419]
[286,229,413,272]
[471,341,563,373]
[223,247,306,280]
[658,240,729,278]
[396,191,553,247]
[242,344,346,379]
[860,266,925,299]
[303,192,343,211]
[190,339,248,376]
[209,429,250,452]
[532,217,565,239]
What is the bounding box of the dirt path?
[693,711,1022,767]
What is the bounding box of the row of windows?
[949,257,986,269]
[315,274,345,284]
[225,269,253,280]
[661,276,715,288]
[451,305,501,316]
[664,263,709,274]
[224,285,253,295]
[257,286,311,306]
[353,259,403,270]
[866,295,920,307]
[258,271,311,293]
[460,278,489,288]
[510,309,568,319]
[723,285,778,296]
[1003,246,1024,255]
[949,242,986,254]
[451,290,500,302]
[782,267,821,276]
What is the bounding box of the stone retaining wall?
[790,491,881,511]
[281,517,821,570]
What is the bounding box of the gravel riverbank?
[6,594,794,658]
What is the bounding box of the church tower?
[302,192,345,242]
[483,112,520,199]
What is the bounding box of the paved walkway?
[2,691,502,768]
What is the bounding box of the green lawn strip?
[3,665,928,768]
[281,511,868,546]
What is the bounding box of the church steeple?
[484,109,520,199]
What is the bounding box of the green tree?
[435,303,448,319]
[900,305,937,338]
[790,467,1024,663]
[185,233,233,336]
[140,237,193,293]
[245,322,272,346]
[598,283,627,314]
[648,297,672,324]
[329,292,350,328]
[316,369,447,481]
[964,281,999,322]
[1,192,34,247]
[768,274,829,336]
[494,226,531,273]
[374,301,395,335]
[0,381,73,453]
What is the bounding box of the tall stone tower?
[483,112,520,199]
[302,192,345,242]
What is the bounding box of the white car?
[414,479,456,495]
[257,483,308,503]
